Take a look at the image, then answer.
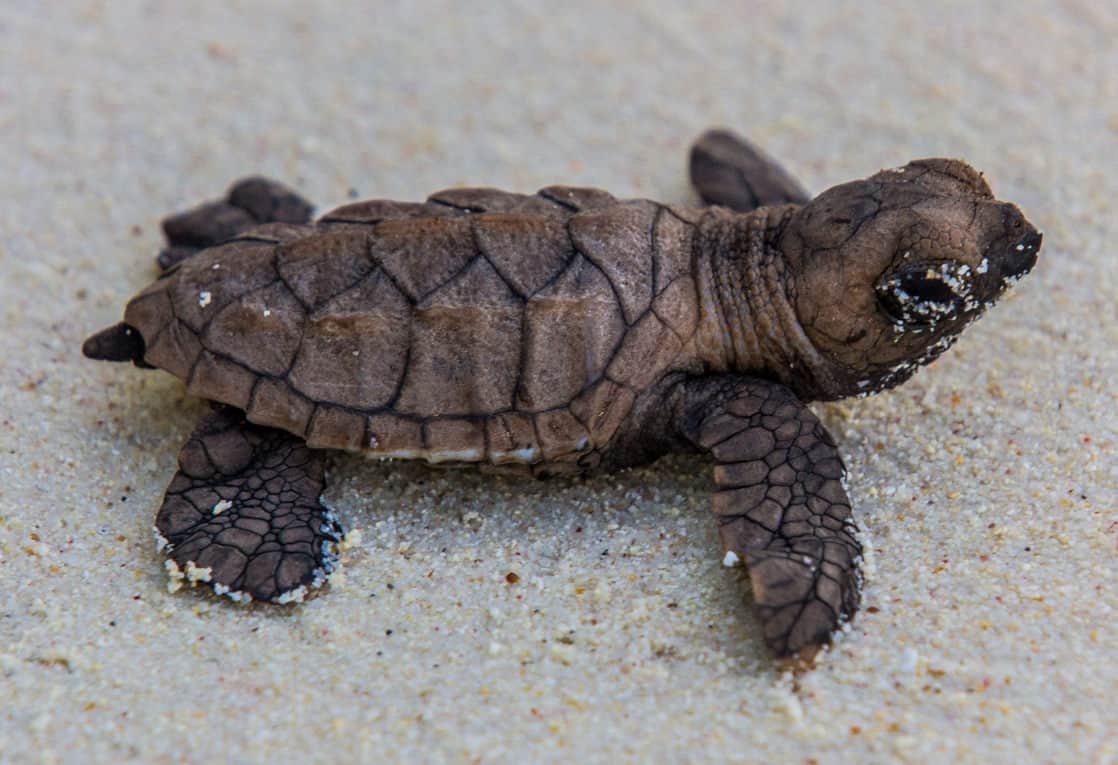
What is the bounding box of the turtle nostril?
[1006,228,1042,277]
[1022,229,1042,251]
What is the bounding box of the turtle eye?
[877,262,972,328]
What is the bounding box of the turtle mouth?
[82,322,152,367]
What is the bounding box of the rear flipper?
[158,177,314,270]
[155,407,342,603]
[689,129,810,212]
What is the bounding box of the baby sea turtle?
[83,129,1041,659]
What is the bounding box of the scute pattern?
[396,256,522,416]
[606,311,682,390]
[569,202,657,324]
[276,229,375,307]
[472,214,573,298]
[370,216,477,302]
[205,281,306,376]
[653,206,698,292]
[169,242,278,333]
[289,270,411,410]
[188,350,258,410]
[126,189,701,464]
[146,308,203,380]
[518,254,626,412]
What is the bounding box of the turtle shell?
[123,187,703,470]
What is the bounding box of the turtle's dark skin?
[83,129,1041,660]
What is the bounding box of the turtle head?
[779,158,1040,399]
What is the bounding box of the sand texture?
[1,2,1115,763]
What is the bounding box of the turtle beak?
[82,322,151,367]
[981,202,1041,291]
[1004,227,1042,280]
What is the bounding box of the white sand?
[1,2,1115,763]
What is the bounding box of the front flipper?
[158,177,314,271]
[676,377,862,659]
[155,407,342,603]
[689,129,810,212]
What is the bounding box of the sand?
[1,2,1115,763]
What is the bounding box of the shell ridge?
[536,189,579,212]
[565,215,631,329]
[271,256,314,313]
[468,216,529,302]
[427,195,485,214]
[650,204,665,294]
